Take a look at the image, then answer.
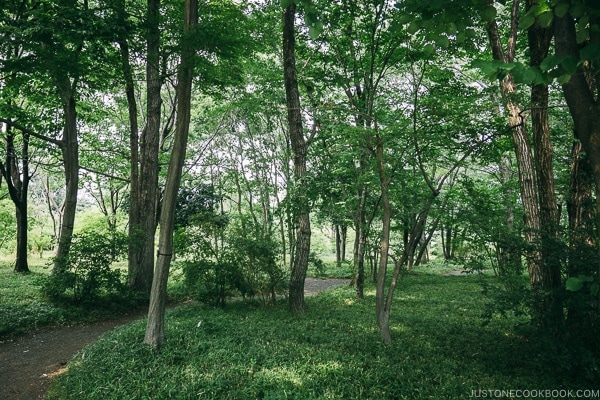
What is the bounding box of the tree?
[145,0,198,349]
[128,0,163,292]
[553,1,600,279]
[283,2,312,313]
[0,125,31,273]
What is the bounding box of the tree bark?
[375,133,392,344]
[528,2,563,329]
[0,125,30,273]
[554,11,600,317]
[115,0,143,292]
[283,3,311,313]
[52,79,79,275]
[129,0,162,292]
[554,14,600,249]
[486,3,545,321]
[145,0,197,349]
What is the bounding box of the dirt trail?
[0,278,350,400]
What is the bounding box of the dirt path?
[0,278,350,400]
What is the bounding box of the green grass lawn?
[47,270,595,400]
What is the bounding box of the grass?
[0,260,151,340]
[0,261,72,338]
[47,269,595,400]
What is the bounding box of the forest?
[1,0,600,396]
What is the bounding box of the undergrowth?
[48,272,595,400]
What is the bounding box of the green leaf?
[538,11,554,27]
[471,59,504,80]
[480,5,497,22]
[540,54,561,72]
[423,43,435,56]
[554,2,570,17]
[435,35,450,49]
[407,21,420,34]
[557,73,572,84]
[570,2,585,18]
[561,56,578,74]
[576,27,589,44]
[519,14,536,30]
[308,22,323,40]
[281,0,295,8]
[581,43,600,61]
[566,277,583,292]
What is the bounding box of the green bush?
[179,224,287,305]
[42,229,128,304]
[182,258,243,306]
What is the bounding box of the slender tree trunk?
[375,134,393,344]
[497,155,522,276]
[145,0,197,349]
[354,184,368,299]
[0,125,30,273]
[116,0,143,290]
[53,81,79,275]
[283,3,311,313]
[340,224,347,261]
[335,224,342,268]
[129,0,162,292]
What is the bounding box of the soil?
[0,277,350,400]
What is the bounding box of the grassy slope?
[48,271,590,400]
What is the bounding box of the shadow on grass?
[48,274,596,400]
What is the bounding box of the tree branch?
[0,118,62,146]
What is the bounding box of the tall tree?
[554,1,600,278]
[128,0,162,292]
[527,0,563,329]
[145,0,198,348]
[283,2,312,313]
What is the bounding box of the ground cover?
[0,262,149,340]
[47,270,594,400]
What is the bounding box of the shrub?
[42,229,128,304]
[179,225,287,305]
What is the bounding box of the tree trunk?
[497,155,522,276]
[354,184,368,299]
[129,0,162,292]
[528,4,563,329]
[116,0,143,292]
[567,140,595,275]
[566,140,596,329]
[554,12,600,318]
[340,224,347,261]
[375,133,393,344]
[52,81,79,275]
[283,3,311,313]
[486,6,545,323]
[0,125,30,273]
[145,0,197,349]
[335,224,342,268]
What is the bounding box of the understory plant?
[42,228,128,304]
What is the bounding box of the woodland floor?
[0,277,350,400]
